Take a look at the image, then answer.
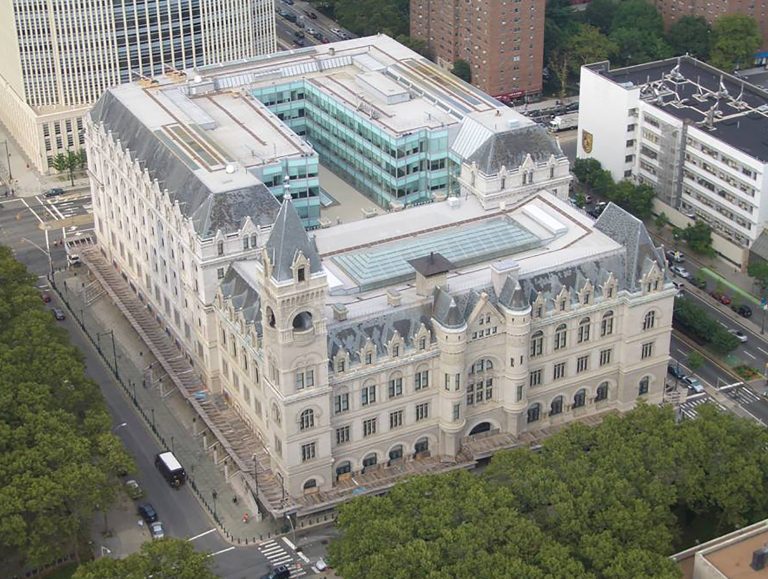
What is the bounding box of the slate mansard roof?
[264,196,323,282]
[467,124,566,174]
[90,91,280,238]
[326,203,666,362]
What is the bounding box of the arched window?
[389,445,404,462]
[527,403,541,423]
[643,311,656,331]
[467,358,494,406]
[362,453,377,468]
[638,376,650,396]
[271,403,282,426]
[415,438,429,454]
[554,324,567,350]
[336,461,351,479]
[596,382,609,402]
[530,331,544,357]
[299,409,315,431]
[573,389,586,408]
[578,318,591,343]
[601,311,614,337]
[293,311,313,331]
[303,478,317,490]
[550,396,564,416]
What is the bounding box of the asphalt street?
[274,0,355,49]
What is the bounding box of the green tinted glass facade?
[250,81,456,209]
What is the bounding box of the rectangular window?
[389,410,403,429]
[217,267,225,280]
[334,393,349,414]
[599,348,612,366]
[415,370,429,390]
[516,384,524,402]
[529,369,542,387]
[453,403,461,421]
[388,377,403,398]
[553,362,566,380]
[454,373,461,391]
[576,355,589,373]
[415,402,430,421]
[335,426,350,445]
[242,238,249,250]
[445,373,450,390]
[305,369,314,388]
[363,417,377,437]
[301,442,316,462]
[641,342,654,359]
[361,385,376,406]
[295,371,305,390]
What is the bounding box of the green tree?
[394,35,432,59]
[667,16,713,59]
[673,296,740,354]
[710,14,762,71]
[567,23,618,74]
[585,0,618,34]
[72,539,217,579]
[681,221,714,255]
[451,59,472,83]
[654,212,670,230]
[329,0,410,38]
[608,181,655,220]
[610,27,673,66]
[687,351,705,371]
[612,0,665,36]
[50,150,79,186]
[748,261,768,290]
[0,246,133,568]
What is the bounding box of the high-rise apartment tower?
[410,0,545,99]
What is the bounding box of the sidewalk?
[52,267,285,545]
[89,493,150,560]
[0,119,90,198]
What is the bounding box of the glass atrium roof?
[332,216,543,291]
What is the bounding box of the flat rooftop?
[317,191,623,318]
[592,56,768,163]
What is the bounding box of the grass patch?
[699,267,760,306]
[733,365,760,380]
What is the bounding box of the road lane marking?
[208,546,235,557]
[283,537,297,550]
[674,348,688,358]
[187,528,217,541]
[20,197,44,224]
[744,351,757,359]
[758,347,768,356]
[297,551,310,563]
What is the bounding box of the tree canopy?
[312,0,410,38]
[451,59,472,83]
[330,404,768,578]
[72,539,216,579]
[673,297,740,354]
[666,16,712,60]
[710,14,762,71]
[0,246,133,568]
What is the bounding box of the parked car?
[150,521,165,540]
[709,290,732,305]
[280,0,294,4]
[728,329,748,343]
[293,37,306,47]
[305,27,317,35]
[669,265,692,280]
[67,253,81,267]
[587,201,607,218]
[293,30,305,39]
[277,7,288,16]
[312,30,324,41]
[283,12,297,22]
[51,308,65,321]
[666,250,684,263]
[683,376,705,394]
[260,565,291,579]
[125,479,145,500]
[40,291,52,303]
[667,363,686,380]
[315,558,328,572]
[43,187,64,198]
[732,304,753,318]
[304,9,318,19]
[138,503,158,524]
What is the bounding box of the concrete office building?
[0,0,276,174]
[410,0,546,100]
[578,56,768,268]
[651,0,768,65]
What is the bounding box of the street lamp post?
[1,140,12,180]
[97,329,119,377]
[150,407,156,431]
[21,236,53,277]
[212,489,218,520]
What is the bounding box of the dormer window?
[419,337,426,350]
[217,240,224,256]
[393,344,399,357]
[298,266,306,282]
[365,352,372,365]
[500,176,506,190]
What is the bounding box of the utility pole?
[1,140,12,180]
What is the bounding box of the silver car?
[150,521,165,540]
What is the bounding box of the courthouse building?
[87,35,673,501]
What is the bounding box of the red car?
[710,291,732,305]
[40,291,51,303]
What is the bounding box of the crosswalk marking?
[724,386,762,405]
[679,395,727,420]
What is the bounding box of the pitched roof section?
[499,277,529,311]
[90,90,280,238]
[467,125,564,174]
[264,196,322,282]
[408,252,454,277]
[594,203,666,291]
[432,286,465,329]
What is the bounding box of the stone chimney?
[408,252,454,297]
[491,259,520,296]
